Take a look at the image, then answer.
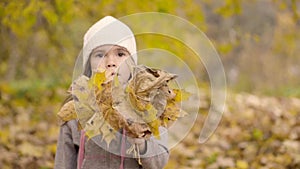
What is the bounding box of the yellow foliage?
[127,85,148,111]
[173,89,191,102]
[18,142,43,157]
[88,71,106,90]
[46,144,57,154]
[72,65,190,147]
[0,129,10,145]
[147,119,161,138]
[236,160,249,169]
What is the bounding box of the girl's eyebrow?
[116,48,126,51]
[92,49,106,53]
[115,47,130,53]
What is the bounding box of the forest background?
[0,0,299,168]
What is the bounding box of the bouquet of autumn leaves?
[57,64,190,147]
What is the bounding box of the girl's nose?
[105,55,116,68]
[107,63,116,68]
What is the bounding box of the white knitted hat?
[82,16,137,68]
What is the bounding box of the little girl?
[54,16,169,169]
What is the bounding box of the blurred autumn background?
[0,0,300,169]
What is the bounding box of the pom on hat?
[82,16,137,68]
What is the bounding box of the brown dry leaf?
[72,75,118,146]
[111,78,152,138]
[57,100,76,125]
[126,66,179,128]
[151,89,167,116]
[74,65,188,146]
[84,113,103,138]
[160,98,188,128]
[99,120,117,147]
[113,65,188,137]
[112,81,145,124]
[129,66,177,94]
[83,109,117,147]
[73,75,98,126]
[127,66,176,112]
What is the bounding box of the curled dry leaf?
[57,100,76,125]
[113,65,190,138]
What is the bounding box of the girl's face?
[90,45,130,80]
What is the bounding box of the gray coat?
[54,120,169,169]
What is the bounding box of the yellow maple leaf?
[127,85,148,111]
[113,74,120,87]
[100,122,117,148]
[85,129,99,140]
[147,119,161,139]
[143,104,158,122]
[89,71,106,90]
[160,98,188,128]
[84,113,102,139]
[173,89,191,102]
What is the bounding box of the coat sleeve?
[139,127,170,169]
[54,120,81,169]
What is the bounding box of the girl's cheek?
[98,64,106,70]
[93,61,106,70]
[116,57,129,67]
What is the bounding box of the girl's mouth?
[111,72,120,76]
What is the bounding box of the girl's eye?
[96,54,103,58]
[118,52,126,57]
